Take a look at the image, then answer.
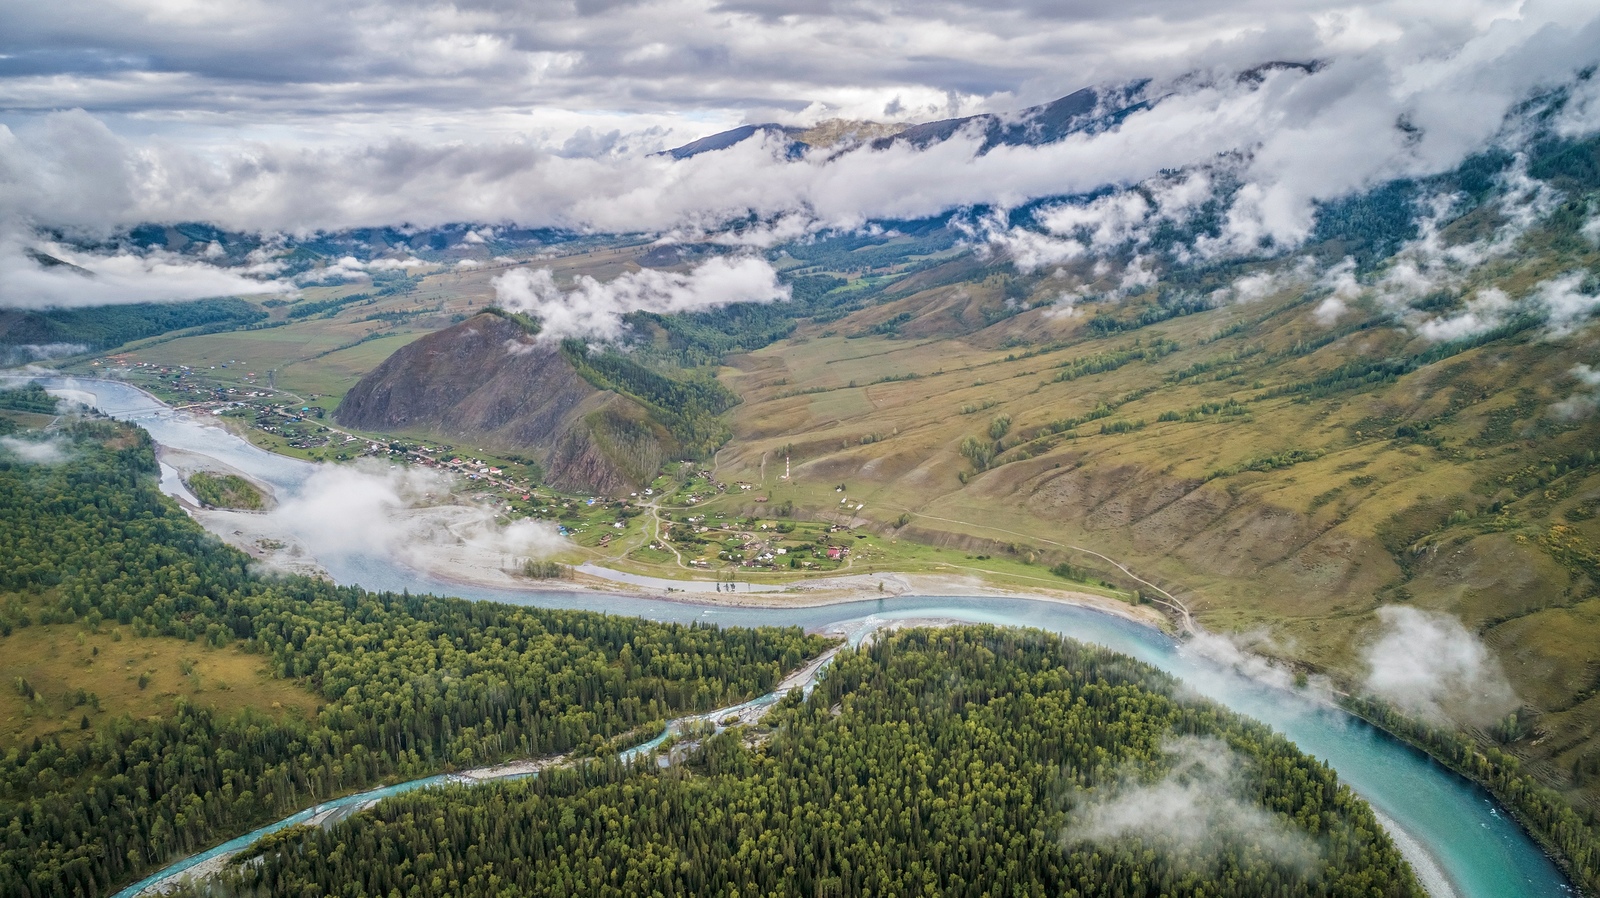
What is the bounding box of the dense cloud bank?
[0,2,1597,244]
[492,256,789,342]
[0,232,293,309]
[0,2,1597,320]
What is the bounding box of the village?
[96,356,860,579]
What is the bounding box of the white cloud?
[0,234,291,309]
[1065,735,1320,870]
[1045,289,1085,319]
[365,256,430,272]
[1312,297,1347,325]
[263,461,566,568]
[1535,271,1600,336]
[310,257,371,283]
[492,255,789,342]
[1553,362,1600,419]
[1397,271,1598,344]
[0,435,68,464]
[1310,257,1362,325]
[1362,606,1517,725]
[983,224,1087,273]
[982,171,1217,273]
[1414,287,1512,342]
[1,343,90,366]
[0,0,1592,285]
[1583,211,1600,245]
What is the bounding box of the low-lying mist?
[1065,734,1321,871]
[1362,606,1518,726]
[195,461,568,581]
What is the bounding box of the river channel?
[15,376,1573,898]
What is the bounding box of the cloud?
[1583,211,1600,245]
[1362,606,1517,725]
[1311,256,1361,324]
[261,461,565,569]
[979,171,1217,273]
[1210,257,1319,305]
[0,0,1591,304]
[1414,287,1513,342]
[492,255,789,342]
[1535,271,1600,336]
[1305,179,1600,341]
[364,256,430,272]
[1181,627,1333,698]
[1399,271,1598,344]
[1,343,90,366]
[0,435,68,464]
[1065,735,1320,870]
[0,234,291,309]
[1552,363,1600,419]
[306,256,371,284]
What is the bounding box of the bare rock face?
[336,313,663,494]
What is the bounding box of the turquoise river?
[16,376,1573,898]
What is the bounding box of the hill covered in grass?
[683,131,1600,832]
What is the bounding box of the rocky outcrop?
[336,313,666,494]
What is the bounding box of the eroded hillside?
[713,199,1600,810]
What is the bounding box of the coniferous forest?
[0,420,1423,898]
[180,626,1423,898]
[0,422,829,898]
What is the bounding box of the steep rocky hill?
[336,312,672,494]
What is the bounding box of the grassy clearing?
[0,410,55,430]
[0,616,319,750]
[273,330,428,406]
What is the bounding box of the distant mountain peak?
[660,85,1150,161]
[25,248,94,276]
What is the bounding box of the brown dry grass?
[0,621,320,749]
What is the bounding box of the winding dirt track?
[895,509,1195,633]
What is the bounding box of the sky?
[1,1,1599,237]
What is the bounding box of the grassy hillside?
[701,148,1600,825]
